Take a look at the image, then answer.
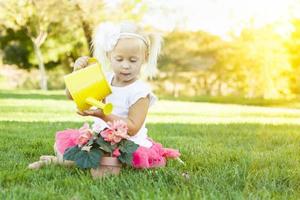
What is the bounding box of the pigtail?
[143,33,162,79]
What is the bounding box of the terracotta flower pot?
[90,156,122,179]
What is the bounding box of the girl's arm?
[77,96,150,136]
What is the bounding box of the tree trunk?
[81,20,92,54]
[33,43,47,90]
[218,81,222,96]
[74,3,93,56]
[172,68,177,97]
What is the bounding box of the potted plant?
[63,120,139,178]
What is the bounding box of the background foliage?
[1,0,300,99]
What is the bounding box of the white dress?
[92,72,157,148]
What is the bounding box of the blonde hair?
[91,21,162,78]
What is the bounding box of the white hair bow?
[93,22,121,52]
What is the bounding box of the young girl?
[28,21,180,169]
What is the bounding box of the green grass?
[159,94,300,109]
[1,90,300,199]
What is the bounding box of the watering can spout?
[64,58,113,115]
[85,97,113,115]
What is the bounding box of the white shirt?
[93,72,157,148]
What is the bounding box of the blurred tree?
[72,0,148,55]
[0,0,148,90]
[159,25,292,99]
[287,19,300,95]
[70,0,106,53]
[0,27,33,68]
[159,30,230,97]
[106,0,147,22]
[231,25,292,99]
[0,0,79,90]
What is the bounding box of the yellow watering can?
[64,58,113,115]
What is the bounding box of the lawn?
[1,90,300,199]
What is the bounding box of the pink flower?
[108,120,128,134]
[112,135,122,144]
[77,131,93,146]
[100,120,130,144]
[100,128,113,140]
[101,129,122,145]
[115,129,130,140]
[76,123,94,146]
[108,120,129,140]
[113,148,121,157]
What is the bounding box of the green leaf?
[96,137,113,153]
[87,138,94,146]
[74,148,103,169]
[118,152,133,166]
[119,140,139,153]
[63,146,81,161]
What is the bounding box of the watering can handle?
[88,57,98,65]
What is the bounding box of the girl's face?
[109,38,147,86]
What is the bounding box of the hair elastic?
[119,33,149,47]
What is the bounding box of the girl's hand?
[73,56,90,71]
[77,108,104,119]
